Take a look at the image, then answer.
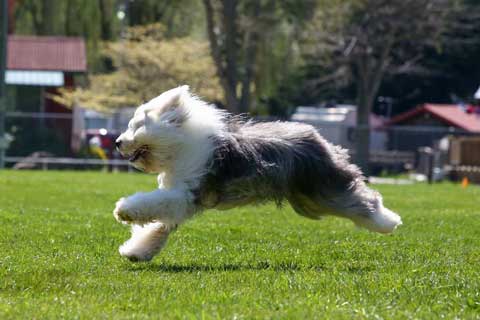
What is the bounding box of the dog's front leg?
[114,188,194,225]
[118,222,172,262]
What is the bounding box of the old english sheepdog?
[114,86,402,261]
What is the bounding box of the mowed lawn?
[0,171,479,319]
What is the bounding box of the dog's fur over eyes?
[114,86,402,261]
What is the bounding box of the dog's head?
[116,86,191,173]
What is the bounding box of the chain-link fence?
[6,111,73,157]
[4,111,480,175]
[4,111,131,170]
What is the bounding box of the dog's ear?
[147,85,190,126]
[159,106,189,126]
[160,85,190,109]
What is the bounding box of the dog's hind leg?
[119,222,172,262]
[288,193,331,220]
[289,182,402,234]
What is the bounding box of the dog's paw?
[119,245,154,262]
[113,197,140,224]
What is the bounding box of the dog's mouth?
[128,146,149,162]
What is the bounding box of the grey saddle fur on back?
[193,120,381,222]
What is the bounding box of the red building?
[387,104,480,132]
[384,104,480,152]
[5,35,87,156]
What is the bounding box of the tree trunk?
[99,0,115,40]
[239,1,260,114]
[203,0,240,113]
[355,75,372,176]
[353,52,390,177]
[39,0,55,35]
[203,0,262,114]
[224,84,240,113]
[355,98,371,176]
[223,0,238,97]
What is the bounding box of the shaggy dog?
[114,86,402,261]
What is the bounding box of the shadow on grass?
[125,260,374,273]
[126,261,302,273]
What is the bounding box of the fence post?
[427,150,434,184]
[0,0,8,169]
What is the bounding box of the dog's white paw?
[356,206,402,234]
[371,206,402,234]
[118,223,170,262]
[119,244,154,262]
[113,197,140,224]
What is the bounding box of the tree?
[202,0,316,114]
[13,0,118,71]
[202,0,257,113]
[377,0,480,113]
[128,0,204,38]
[55,24,223,112]
[13,0,209,72]
[304,0,459,173]
[98,0,117,41]
[14,0,62,35]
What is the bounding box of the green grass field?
[0,171,479,319]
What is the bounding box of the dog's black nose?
[115,140,122,149]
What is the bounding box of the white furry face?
[116,86,190,173]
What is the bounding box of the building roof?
[7,35,87,72]
[387,104,480,132]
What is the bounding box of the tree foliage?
[202,0,316,114]
[302,0,467,172]
[377,0,480,111]
[13,0,204,71]
[11,0,480,121]
[55,24,223,112]
[128,0,205,38]
[14,0,117,70]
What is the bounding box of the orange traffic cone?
[461,177,469,188]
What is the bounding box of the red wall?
[44,73,75,154]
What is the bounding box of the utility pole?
[0,0,8,169]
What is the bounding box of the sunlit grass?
[0,171,479,319]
